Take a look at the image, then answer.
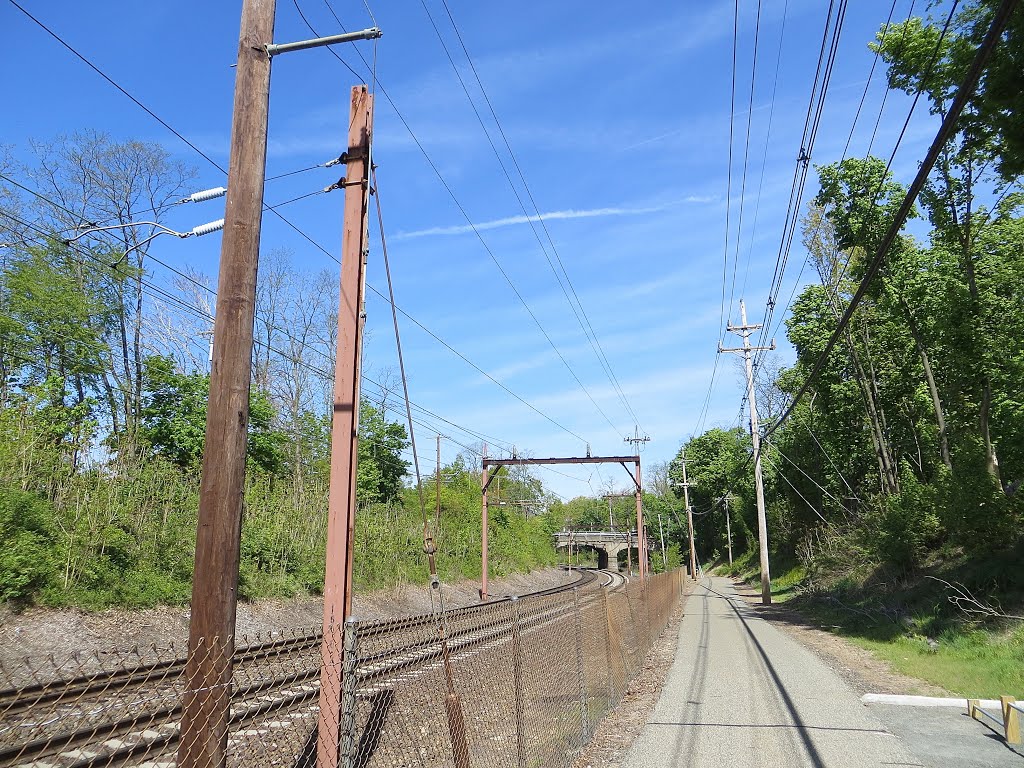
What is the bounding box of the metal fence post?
[601,589,614,703]
[340,617,361,768]
[573,588,589,745]
[510,596,527,768]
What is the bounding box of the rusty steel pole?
[177,3,275,768]
[481,444,489,600]
[626,528,632,576]
[317,85,373,768]
[436,435,442,530]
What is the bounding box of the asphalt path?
[620,576,925,767]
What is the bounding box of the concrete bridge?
[553,530,654,570]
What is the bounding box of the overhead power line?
[289,0,625,440]
[764,0,1020,439]
[0,18,592,451]
[425,0,645,434]
[754,0,948,362]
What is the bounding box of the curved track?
[0,567,623,768]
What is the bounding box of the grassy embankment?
[717,546,1024,699]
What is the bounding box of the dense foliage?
[676,3,1024,611]
[0,135,558,608]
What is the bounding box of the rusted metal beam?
[482,454,639,467]
[481,464,503,493]
[481,444,489,600]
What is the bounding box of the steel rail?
[0,567,594,717]
[0,568,610,768]
[0,632,321,718]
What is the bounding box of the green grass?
[850,625,1024,698]
[714,554,804,603]
[716,548,1024,698]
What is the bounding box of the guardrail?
[968,695,1021,745]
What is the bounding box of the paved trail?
[620,577,925,767]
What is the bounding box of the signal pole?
[719,300,775,605]
[602,491,632,532]
[676,451,697,581]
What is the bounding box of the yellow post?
[1001,696,1020,745]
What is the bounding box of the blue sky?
[0,0,942,500]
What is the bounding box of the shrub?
[0,488,56,602]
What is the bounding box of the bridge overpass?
[553,529,655,570]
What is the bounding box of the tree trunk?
[887,285,952,471]
[938,155,1001,483]
[822,287,898,496]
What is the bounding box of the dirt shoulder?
[0,567,576,666]
[729,579,953,697]
[574,577,697,768]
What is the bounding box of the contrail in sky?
[392,198,712,240]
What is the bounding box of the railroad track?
[0,567,616,768]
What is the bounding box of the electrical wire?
[1,208,534,464]
[756,0,848,356]
[726,0,763,330]
[739,0,790,301]
[763,0,1019,439]
[5,204,593,500]
[761,454,834,527]
[766,441,845,507]
[428,0,645,434]
[289,0,626,439]
[756,0,949,360]
[3,163,589,451]
[719,0,741,346]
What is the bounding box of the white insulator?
[191,219,225,237]
[186,187,227,203]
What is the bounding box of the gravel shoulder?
[574,577,697,768]
[0,566,577,666]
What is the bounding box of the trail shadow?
[706,581,827,768]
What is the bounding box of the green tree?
[139,355,287,474]
[356,400,409,503]
[873,4,1024,482]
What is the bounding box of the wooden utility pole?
[677,451,697,581]
[723,493,733,565]
[317,84,374,768]
[177,3,275,767]
[720,300,775,605]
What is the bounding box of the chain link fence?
[0,570,683,768]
